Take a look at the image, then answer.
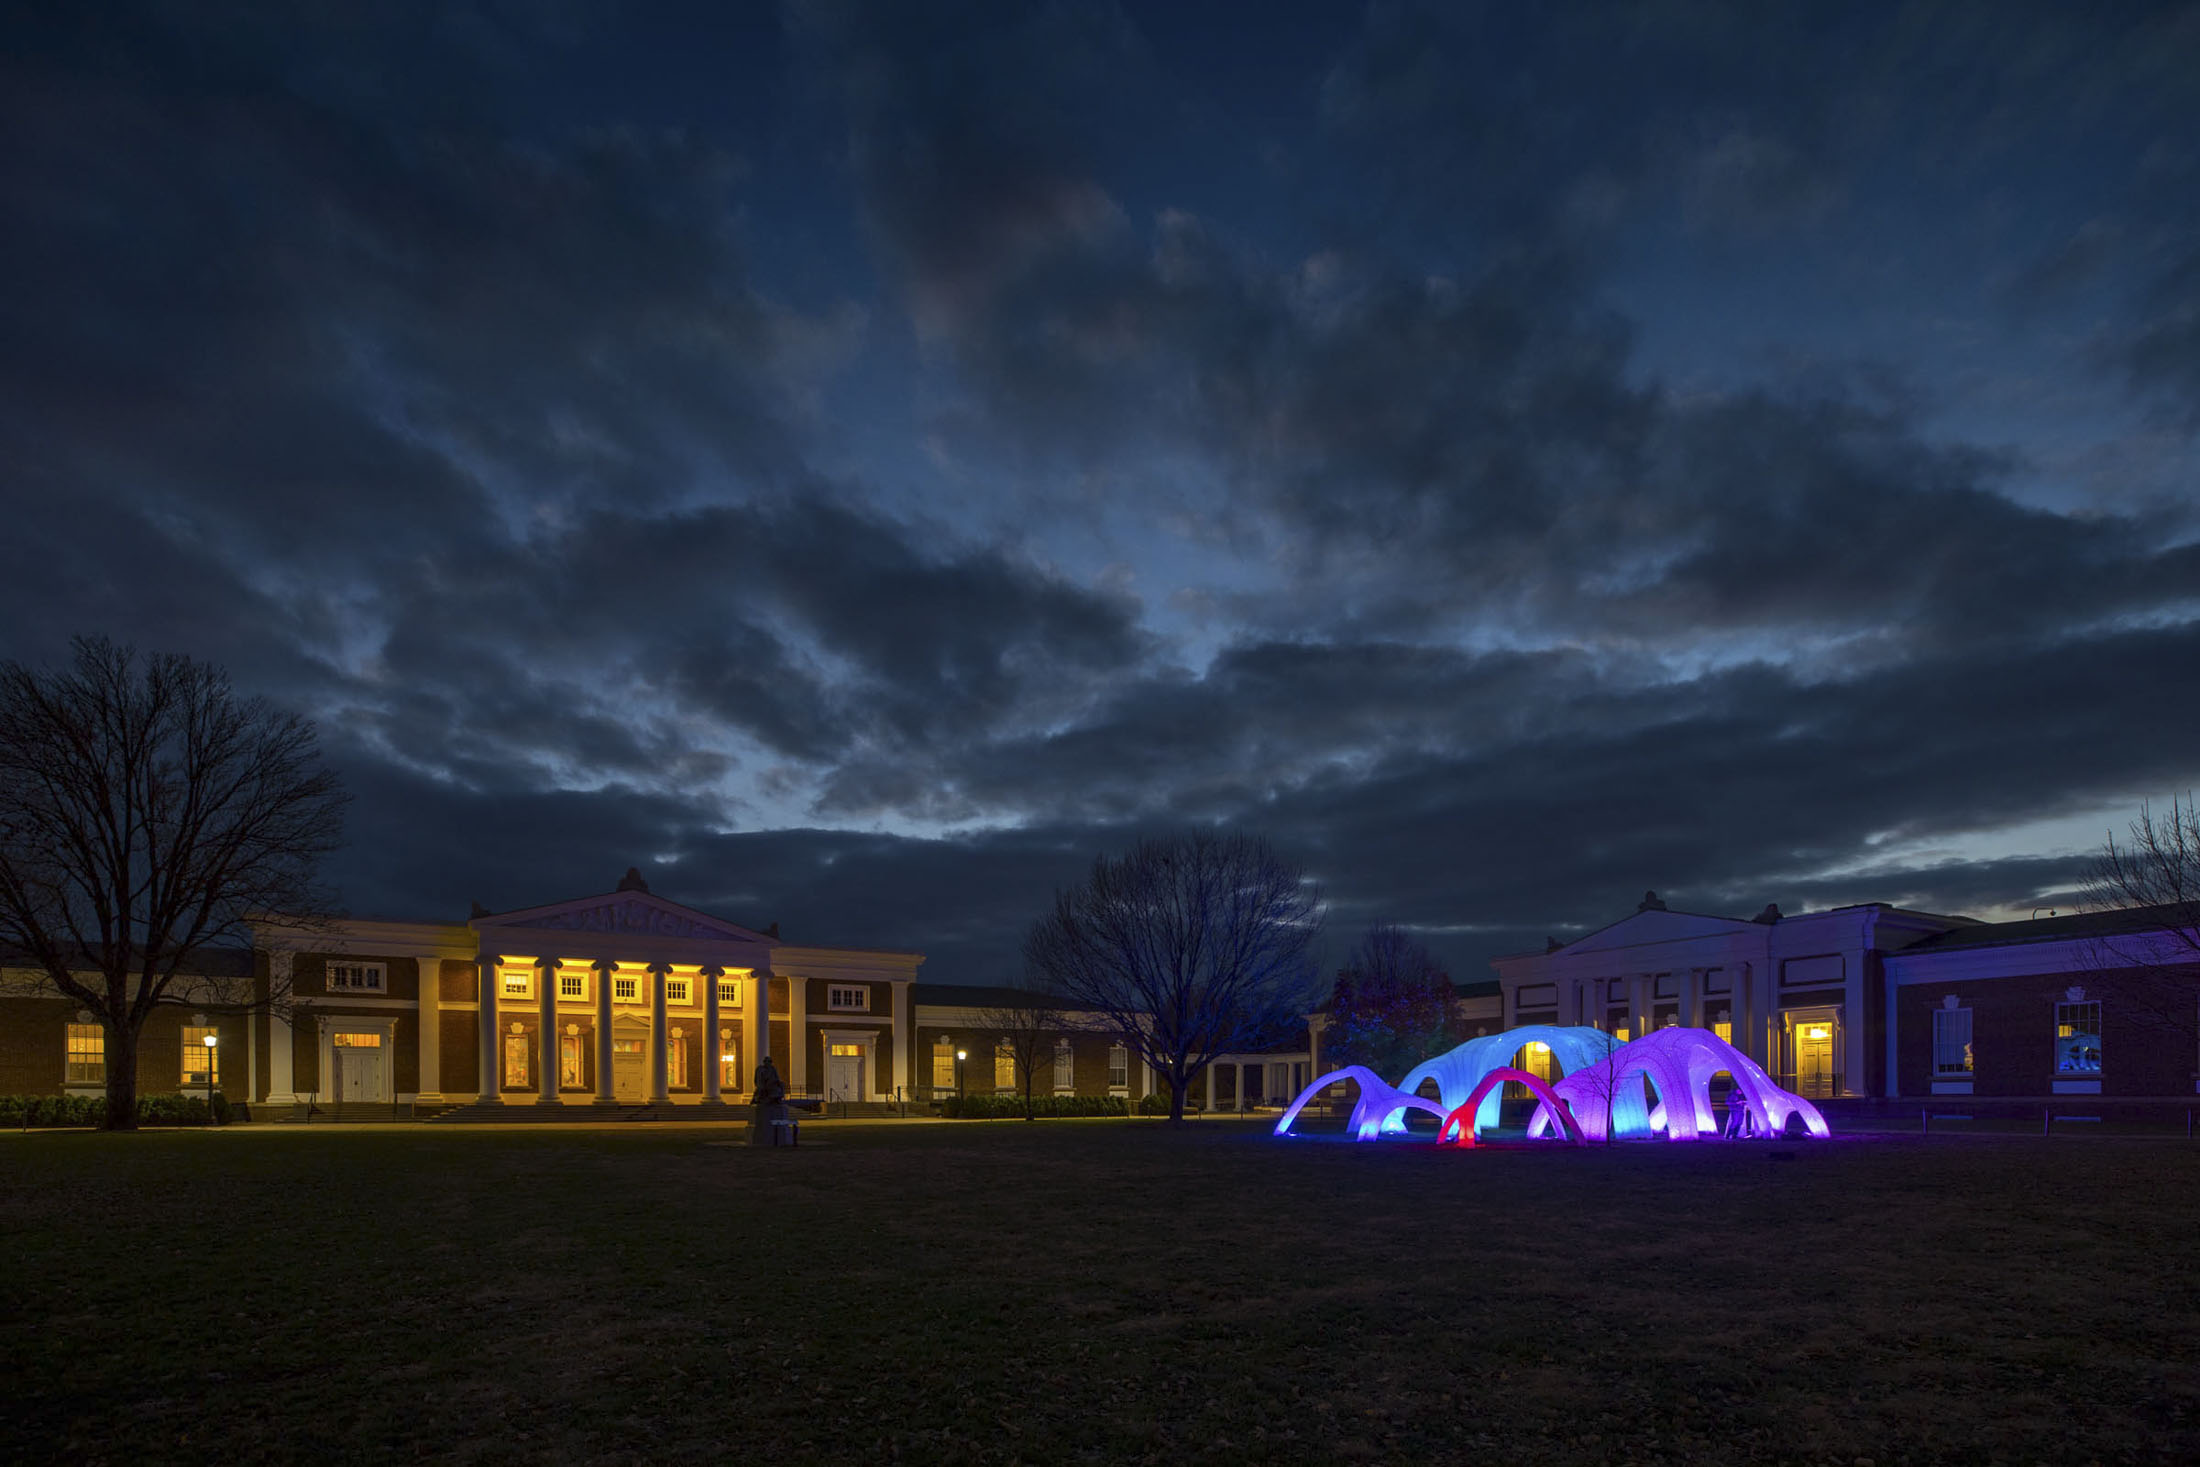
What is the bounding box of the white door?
[612,1038,648,1102]
[338,1046,388,1102]
[826,1047,864,1101]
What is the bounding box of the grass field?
[4,1118,2198,1465]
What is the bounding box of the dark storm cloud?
[813,2,2199,662]
[5,2,2197,990]
[360,493,1147,790]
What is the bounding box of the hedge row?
[940,1092,1134,1119]
[0,1092,234,1127]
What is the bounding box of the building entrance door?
[612,1037,648,1101]
[1793,1020,1836,1098]
[826,1042,865,1102]
[333,1035,389,1102]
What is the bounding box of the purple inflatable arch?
[1272,1065,1448,1140]
[1527,1026,1829,1142]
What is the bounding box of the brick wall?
[1899,965,2200,1097]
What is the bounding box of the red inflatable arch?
[1439,1066,1587,1148]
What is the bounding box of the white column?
[786,971,807,1096]
[1682,969,1703,1029]
[267,951,297,1104]
[1734,962,1755,1066]
[648,962,670,1104]
[593,959,616,1105]
[1234,1062,1247,1113]
[742,970,765,1098]
[702,965,724,1105]
[891,979,911,1099]
[536,958,560,1105]
[477,954,502,1104]
[417,955,443,1101]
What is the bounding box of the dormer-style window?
[328,961,386,993]
[827,985,870,1012]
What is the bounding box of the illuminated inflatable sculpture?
[1398,1025,1630,1138]
[1270,1064,1447,1140]
[1273,1024,1830,1145]
[1527,1026,1828,1143]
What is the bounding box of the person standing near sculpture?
[750,1055,787,1146]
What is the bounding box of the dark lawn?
[3,1119,2196,1465]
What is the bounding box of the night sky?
[5,3,2198,983]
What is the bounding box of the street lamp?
[201,1032,219,1124]
[955,1048,967,1102]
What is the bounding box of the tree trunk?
[1024,1074,1035,1121]
[1167,1073,1187,1126]
[102,1019,140,1131]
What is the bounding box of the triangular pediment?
[476,890,771,944]
[1559,907,1754,955]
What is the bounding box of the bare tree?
[0,638,347,1129]
[2078,793,2200,1059]
[1321,923,1466,1080]
[1024,831,1322,1126]
[976,985,1068,1120]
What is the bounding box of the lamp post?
[202,1032,219,1125]
[955,1049,967,1103]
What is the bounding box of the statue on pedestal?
[750,1055,788,1146]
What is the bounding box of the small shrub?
[0,1092,229,1127]
[941,1093,1133,1119]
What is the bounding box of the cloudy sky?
[5,1,2198,982]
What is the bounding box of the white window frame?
[1053,1037,1074,1094]
[717,977,741,1007]
[65,1022,105,1086]
[665,976,692,1006]
[613,973,640,1003]
[826,985,870,1013]
[1932,1006,1973,1077]
[181,1025,220,1086]
[500,967,532,1000]
[327,961,387,994]
[1107,1044,1129,1094]
[2054,999,2103,1076]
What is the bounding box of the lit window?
[1108,1044,1129,1091]
[719,1029,740,1089]
[614,973,639,1002]
[718,978,740,1006]
[827,985,870,1012]
[1613,1026,1631,1043]
[65,1023,103,1084]
[181,1026,219,1085]
[559,971,586,1000]
[1054,1038,1074,1093]
[331,1031,383,1047]
[1933,1008,1974,1076]
[501,968,531,999]
[502,1029,529,1088]
[666,976,692,1006]
[559,1034,583,1088]
[932,1039,956,1091]
[2055,1001,2102,1074]
[667,1028,688,1087]
[327,961,386,993]
[829,1041,862,1056]
[994,1043,1016,1092]
[1713,1012,1733,1045]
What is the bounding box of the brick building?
[0,871,1234,1114]
[1492,892,2200,1102]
